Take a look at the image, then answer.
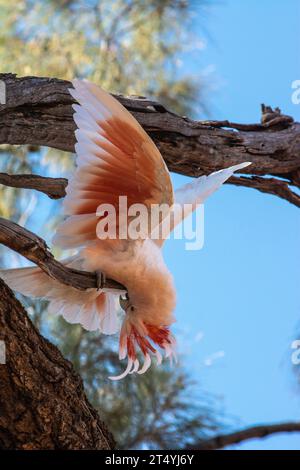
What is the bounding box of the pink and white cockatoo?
[0,80,250,379]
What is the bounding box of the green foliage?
[0,0,203,114]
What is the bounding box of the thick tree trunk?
[0,279,115,450]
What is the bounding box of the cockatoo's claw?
[119,293,131,311]
[95,270,106,291]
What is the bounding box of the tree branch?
[0,217,125,292]
[229,175,300,208]
[0,74,299,206]
[191,422,300,450]
[0,172,67,199]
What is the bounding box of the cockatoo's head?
[109,291,176,380]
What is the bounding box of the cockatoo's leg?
[95,270,106,291]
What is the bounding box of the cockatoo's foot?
[95,270,106,291]
[109,318,177,380]
[119,293,130,311]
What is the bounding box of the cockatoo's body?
[0,79,250,379]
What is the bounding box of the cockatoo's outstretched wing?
[53,79,174,249]
[153,162,251,247]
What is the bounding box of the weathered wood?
[0,172,67,199]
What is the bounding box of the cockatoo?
[0,79,250,379]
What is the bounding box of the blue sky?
[165,0,300,450]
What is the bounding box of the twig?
[0,172,67,199]
[229,175,300,208]
[189,422,300,450]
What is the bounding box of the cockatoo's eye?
[130,306,135,312]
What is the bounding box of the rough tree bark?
[0,279,115,450]
[0,172,67,199]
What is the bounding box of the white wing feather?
[154,162,251,246]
